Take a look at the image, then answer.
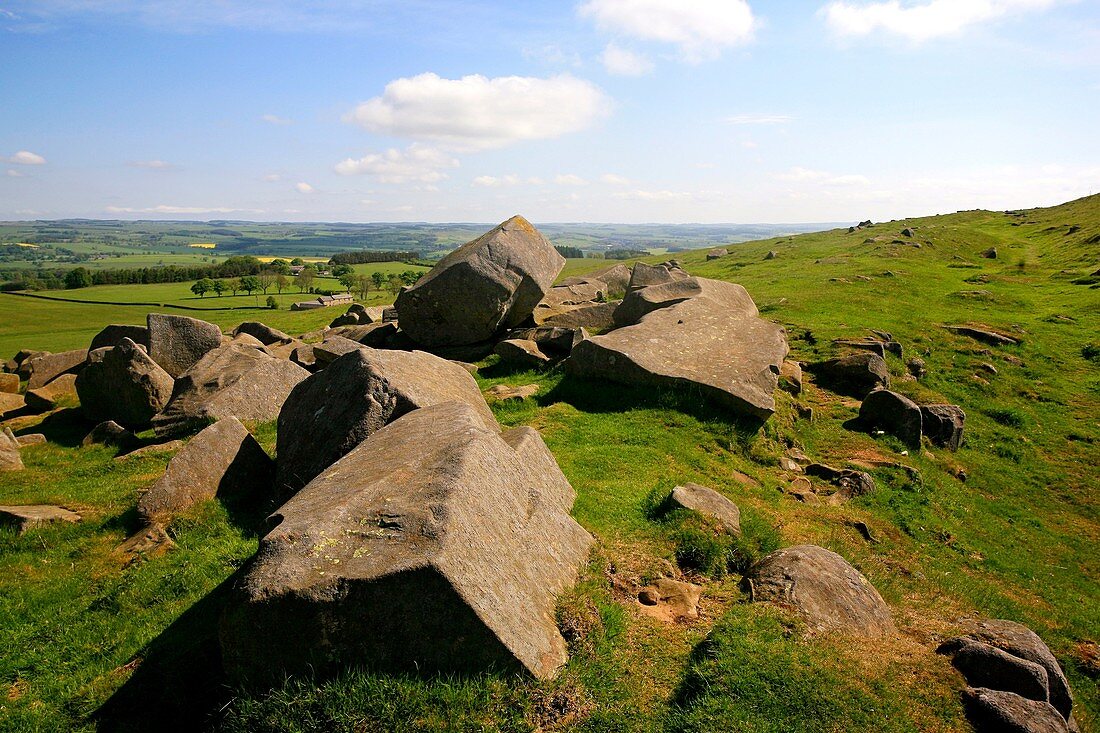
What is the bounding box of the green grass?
[1,196,1098,732]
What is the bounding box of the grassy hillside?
[0,197,1097,732]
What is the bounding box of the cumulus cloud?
[295,182,315,194]
[334,144,459,184]
[726,114,792,125]
[822,0,1062,42]
[8,150,46,165]
[599,43,654,76]
[579,0,756,61]
[261,113,293,125]
[555,174,589,186]
[105,205,260,214]
[345,73,610,151]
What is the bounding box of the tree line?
[328,250,420,265]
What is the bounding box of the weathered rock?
[24,373,78,413]
[538,281,606,309]
[1,428,23,471]
[961,688,1069,733]
[137,418,273,522]
[859,389,923,447]
[613,277,758,329]
[707,248,727,260]
[901,227,916,237]
[25,350,87,390]
[327,322,399,348]
[832,339,886,358]
[779,360,803,396]
[114,440,185,460]
[743,545,894,637]
[276,348,497,496]
[668,483,741,535]
[312,336,366,366]
[222,401,593,685]
[981,247,999,259]
[89,324,149,352]
[809,353,890,397]
[328,312,360,328]
[0,504,81,533]
[14,350,47,379]
[637,578,703,622]
[589,263,632,295]
[627,262,689,293]
[494,339,550,368]
[921,404,966,451]
[945,325,1019,347]
[290,344,317,371]
[147,313,224,378]
[942,640,1051,703]
[152,340,309,437]
[0,392,26,420]
[539,302,618,331]
[906,357,927,378]
[764,250,777,260]
[568,283,787,421]
[233,322,292,346]
[395,216,564,347]
[83,420,139,450]
[76,338,175,429]
[486,384,540,401]
[805,463,876,498]
[507,327,588,355]
[0,373,20,393]
[15,433,46,447]
[115,523,176,565]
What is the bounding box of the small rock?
[806,463,876,498]
[638,589,659,606]
[980,247,998,259]
[23,373,78,413]
[779,360,802,396]
[668,483,741,535]
[494,339,551,368]
[486,384,540,401]
[637,578,703,621]
[809,353,890,398]
[1,428,24,471]
[921,404,966,451]
[15,433,46,447]
[906,357,927,379]
[794,403,814,421]
[0,373,19,394]
[706,248,727,260]
[83,420,139,450]
[980,362,998,375]
[902,227,916,237]
[0,504,81,533]
[115,523,175,565]
[764,251,777,260]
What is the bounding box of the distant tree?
[266,295,278,309]
[370,271,387,290]
[399,270,421,286]
[295,267,315,293]
[386,275,404,297]
[290,257,305,267]
[212,279,226,296]
[258,269,276,294]
[240,275,260,295]
[338,272,357,293]
[226,277,242,296]
[275,273,289,294]
[555,245,584,259]
[64,267,92,289]
[268,259,291,275]
[354,274,372,301]
[190,278,215,298]
[331,263,354,278]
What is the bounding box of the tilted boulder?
[152,340,309,437]
[494,339,551,368]
[276,348,498,496]
[921,404,966,451]
[809,353,890,398]
[961,688,1070,733]
[25,349,87,390]
[147,313,223,378]
[137,417,273,523]
[612,277,758,329]
[222,401,593,685]
[859,389,923,447]
[395,216,565,347]
[232,322,292,346]
[743,545,895,637]
[76,338,175,429]
[668,483,741,535]
[0,393,26,420]
[24,373,78,413]
[627,262,689,293]
[89,324,149,353]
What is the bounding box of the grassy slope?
[0,198,1097,732]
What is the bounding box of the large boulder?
[25,350,87,390]
[1,373,21,394]
[859,389,923,447]
[76,338,175,429]
[395,216,565,347]
[89,324,149,352]
[1,428,24,472]
[567,278,787,421]
[147,313,223,378]
[152,340,309,437]
[743,545,895,637]
[493,339,551,368]
[627,262,689,293]
[232,322,292,346]
[537,302,618,331]
[276,348,497,496]
[612,277,758,329]
[24,373,78,413]
[961,688,1070,733]
[0,393,26,420]
[222,401,593,685]
[137,417,273,523]
[921,404,966,451]
[809,353,890,397]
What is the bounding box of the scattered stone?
[587,263,632,295]
[778,456,804,473]
[806,463,876,498]
[764,251,777,260]
[83,420,138,450]
[0,373,20,393]
[980,362,998,375]
[276,348,497,496]
[494,339,551,368]
[89,324,149,352]
[25,350,87,390]
[15,433,46,447]
[0,392,26,420]
[961,688,1069,733]
[147,313,224,378]
[23,373,78,413]
[137,418,273,523]
[779,360,802,396]
[901,227,916,237]
[981,247,998,259]
[848,520,878,543]
[832,339,886,358]
[114,440,185,460]
[637,578,702,622]
[0,504,81,533]
[233,322,292,345]
[115,523,175,565]
[486,384,540,402]
[859,389,923,447]
[945,325,1020,347]
[1,428,24,471]
[76,338,176,429]
[921,404,966,450]
[668,483,741,535]
[743,545,895,637]
[222,401,593,685]
[706,248,727,260]
[809,353,890,398]
[906,357,927,379]
[395,216,564,347]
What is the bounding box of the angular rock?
[539,302,618,331]
[668,483,741,535]
[147,313,224,378]
[0,504,81,533]
[15,433,46,447]
[707,248,727,260]
[832,339,886,358]
[233,322,292,346]
[327,322,399,348]
[859,389,923,447]
[494,339,550,368]
[76,338,175,429]
[14,350,47,380]
[626,262,689,294]
[906,357,927,378]
[25,349,87,390]
[613,277,758,329]
[395,216,565,347]
[538,281,606,309]
[637,578,703,622]
[743,545,895,637]
[1,428,23,471]
[809,353,890,397]
[290,344,317,371]
[507,327,588,355]
[89,324,149,352]
[921,404,966,451]
[152,340,309,437]
[83,420,139,450]
[0,373,19,394]
[486,384,540,402]
[24,373,78,413]
[779,360,803,396]
[312,336,366,366]
[0,392,26,420]
[276,347,497,496]
[961,688,1069,733]
[115,523,176,565]
[942,640,1051,703]
[137,417,273,522]
[222,402,593,685]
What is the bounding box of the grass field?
[0,197,1097,732]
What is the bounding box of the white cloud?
[822,0,1062,42]
[599,42,654,76]
[555,174,589,186]
[614,189,694,201]
[726,114,792,125]
[8,150,46,165]
[775,167,870,186]
[579,0,756,61]
[775,167,830,182]
[130,159,175,169]
[263,173,282,182]
[345,73,610,151]
[473,174,523,187]
[6,169,25,177]
[334,144,459,184]
[105,205,261,214]
[261,113,293,125]
[826,174,871,186]
[600,173,631,185]
[295,182,315,194]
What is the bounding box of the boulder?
[0,504,81,533]
[945,325,1019,347]
[538,281,606,309]
[152,340,309,437]
[588,263,632,295]
[15,433,46,447]
[668,483,741,535]
[809,353,890,397]
[613,277,758,329]
[76,338,175,429]
[83,420,139,450]
[289,344,317,371]
[859,389,922,447]
[25,349,87,390]
[0,373,20,394]
[326,322,399,348]
[276,347,497,496]
[943,640,1051,703]
[764,251,777,260]
[147,313,224,377]
[902,227,916,237]
[0,393,26,420]
[743,545,894,637]
[706,248,727,261]
[507,327,588,355]
[137,418,273,523]
[395,216,565,347]
[921,404,966,450]
[538,302,618,331]
[14,350,47,380]
[24,373,78,413]
[981,247,998,259]
[1,428,24,471]
[233,322,292,346]
[627,262,689,293]
[222,401,593,685]
[906,357,927,378]
[494,339,550,368]
[961,688,1069,733]
[567,281,787,421]
[312,336,367,366]
[637,578,703,622]
[89,324,149,352]
[779,360,803,396]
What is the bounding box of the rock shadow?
[16,407,91,448]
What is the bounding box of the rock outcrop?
[147,313,223,378]
[25,350,87,390]
[921,404,966,451]
[859,389,923,447]
[76,338,175,429]
[809,353,890,397]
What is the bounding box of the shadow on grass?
[16,407,92,448]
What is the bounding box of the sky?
[1,0,1098,224]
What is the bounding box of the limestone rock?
[744,545,894,637]
[961,688,1069,733]
[668,483,741,535]
[859,389,923,447]
[89,324,149,352]
[0,373,20,393]
[24,373,78,413]
[222,401,593,685]
[147,313,224,378]
[809,353,890,397]
[1,428,23,471]
[276,348,497,496]
[921,404,966,451]
[138,417,273,523]
[233,322,292,345]
[395,216,565,347]
[0,504,81,533]
[76,338,175,429]
[25,350,87,390]
[494,339,551,368]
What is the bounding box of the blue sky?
[1,0,1097,223]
